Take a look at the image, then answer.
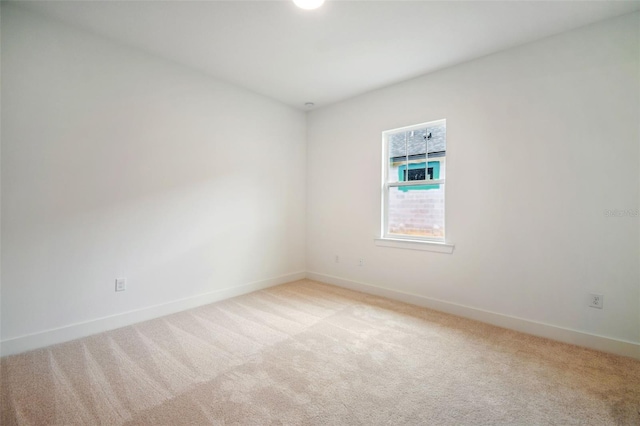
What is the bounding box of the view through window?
[382,119,446,241]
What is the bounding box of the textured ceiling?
[13,0,640,109]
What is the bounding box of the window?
[381,119,447,243]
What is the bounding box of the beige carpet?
[1,279,639,425]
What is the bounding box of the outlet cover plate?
[589,293,603,309]
[115,278,127,292]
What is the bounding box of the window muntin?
[382,120,446,241]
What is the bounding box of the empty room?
[1,0,639,424]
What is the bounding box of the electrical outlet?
[115,278,127,292]
[589,293,603,309]
[335,255,340,263]
[358,258,364,266]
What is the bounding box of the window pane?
[426,123,446,179]
[388,132,407,183]
[387,184,445,239]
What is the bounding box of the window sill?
[374,237,455,254]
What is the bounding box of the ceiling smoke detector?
[293,0,325,11]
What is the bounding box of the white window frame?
[377,119,454,253]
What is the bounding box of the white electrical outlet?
[115,278,127,292]
[358,258,364,266]
[589,293,603,309]
[335,255,340,263]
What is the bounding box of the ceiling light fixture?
[293,0,325,10]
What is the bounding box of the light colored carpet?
[1,279,639,425]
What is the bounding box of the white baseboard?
[0,271,306,357]
[306,271,640,360]
[5,270,638,360]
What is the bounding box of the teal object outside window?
[398,162,440,191]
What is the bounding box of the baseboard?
[5,270,638,360]
[0,271,306,357]
[306,271,640,360]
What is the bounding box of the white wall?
[307,13,640,346]
[2,5,639,357]
[1,5,306,347]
